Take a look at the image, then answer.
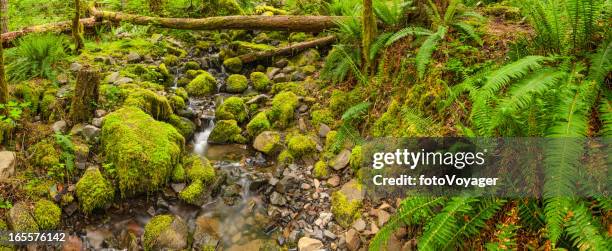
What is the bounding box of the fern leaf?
[454,22,483,45]
[342,102,371,122]
[418,196,477,251]
[445,198,507,249]
[599,90,612,136]
[480,56,549,98]
[416,26,447,79]
[497,69,566,114]
[384,27,433,47]
[588,40,612,83]
[370,32,393,61]
[565,202,609,250]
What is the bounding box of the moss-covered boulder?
[277,150,294,164]
[179,180,205,205]
[168,115,196,138]
[123,88,173,121]
[293,49,320,66]
[250,72,271,91]
[331,179,363,228]
[29,140,60,169]
[216,97,248,123]
[223,57,243,73]
[8,202,39,231]
[349,146,363,171]
[269,91,299,128]
[171,164,187,182]
[313,160,328,178]
[183,155,215,183]
[76,167,115,213]
[143,215,189,251]
[246,112,271,136]
[311,108,334,127]
[169,95,186,112]
[330,90,351,116]
[253,131,282,155]
[101,107,184,196]
[208,120,246,144]
[287,134,317,158]
[187,72,217,97]
[33,199,61,230]
[226,74,248,93]
[184,61,201,70]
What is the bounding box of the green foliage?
[418,196,478,250]
[416,26,447,79]
[485,223,520,250]
[7,33,68,81]
[565,202,609,250]
[269,91,299,129]
[49,133,76,182]
[76,168,115,213]
[33,199,61,230]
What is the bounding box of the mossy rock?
[169,95,186,112]
[331,180,363,228]
[287,134,317,158]
[293,48,320,66]
[184,61,201,70]
[203,0,244,16]
[0,219,7,230]
[271,82,306,96]
[175,88,188,100]
[163,55,179,66]
[371,99,401,137]
[33,199,61,230]
[76,167,115,213]
[226,74,248,93]
[277,150,294,164]
[143,215,189,251]
[216,97,248,123]
[253,131,282,155]
[349,146,363,171]
[8,202,39,231]
[29,140,60,169]
[250,72,271,91]
[311,109,335,127]
[121,64,165,83]
[208,120,246,144]
[289,32,309,42]
[232,41,275,54]
[223,57,243,73]
[158,63,173,86]
[313,160,328,178]
[40,88,58,121]
[179,180,205,205]
[168,115,196,138]
[246,112,271,137]
[187,72,217,97]
[123,88,173,121]
[329,90,351,116]
[101,107,184,196]
[269,91,299,129]
[183,155,215,183]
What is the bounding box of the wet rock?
[62,235,83,251]
[352,219,366,232]
[273,73,289,83]
[127,52,142,63]
[281,66,295,74]
[0,151,16,181]
[345,229,360,251]
[291,72,306,81]
[270,191,286,205]
[327,175,340,187]
[193,216,220,250]
[275,58,289,68]
[297,237,323,251]
[52,120,67,133]
[143,215,188,250]
[253,131,281,155]
[82,125,101,142]
[330,149,351,170]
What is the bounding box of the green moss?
[187,72,217,97]
[143,215,174,251]
[216,97,248,123]
[287,134,317,158]
[40,88,58,121]
[30,140,60,169]
[254,5,288,15]
[293,49,320,66]
[163,55,179,66]
[331,191,362,228]
[101,107,184,196]
[33,199,61,230]
[324,130,342,154]
[226,74,248,93]
[271,82,306,96]
[168,115,196,138]
[158,63,172,86]
[330,90,350,116]
[269,91,299,129]
[8,202,39,231]
[121,64,165,83]
[311,109,335,127]
[232,41,275,54]
[223,57,243,73]
[301,65,316,74]
[76,168,114,213]
[277,150,294,164]
[313,160,328,178]
[169,95,186,112]
[175,88,188,100]
[349,146,363,171]
[209,120,246,144]
[0,219,6,230]
[186,70,205,78]
[246,112,271,136]
[123,88,173,121]
[185,61,201,70]
[179,180,205,205]
[184,155,215,183]
[289,32,309,42]
[371,99,401,137]
[171,164,186,182]
[250,72,271,91]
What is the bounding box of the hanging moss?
[169,95,186,112]
[269,91,299,129]
[171,164,186,182]
[186,72,217,97]
[33,199,61,230]
[123,88,173,121]
[208,120,246,144]
[75,168,114,213]
[101,107,184,196]
[246,112,271,136]
[216,97,248,123]
[250,72,271,91]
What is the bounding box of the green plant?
[0,197,12,209]
[50,133,76,182]
[0,101,30,127]
[7,33,68,81]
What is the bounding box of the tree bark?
[0,1,7,104]
[69,67,99,124]
[91,6,345,32]
[362,0,377,70]
[237,35,337,64]
[0,0,7,33]
[73,0,85,54]
[0,18,96,48]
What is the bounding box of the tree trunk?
[237,35,337,64]
[1,18,96,48]
[0,1,7,104]
[69,67,99,124]
[0,0,7,33]
[73,0,85,54]
[91,6,345,32]
[149,0,163,15]
[362,0,377,70]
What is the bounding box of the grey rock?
[0,151,16,181]
[127,52,142,63]
[297,237,323,251]
[281,66,295,74]
[352,218,366,232]
[330,149,351,170]
[82,125,101,142]
[318,124,331,137]
[272,73,289,83]
[92,118,103,128]
[114,77,134,85]
[70,62,83,72]
[275,58,289,68]
[52,120,67,133]
[253,131,281,155]
[270,192,286,205]
[106,72,120,84]
[266,67,281,79]
[95,110,107,118]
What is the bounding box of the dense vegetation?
[0,0,609,250]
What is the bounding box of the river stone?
[8,202,39,231]
[275,58,289,68]
[270,191,286,205]
[330,149,351,170]
[144,215,188,250]
[114,77,134,85]
[318,124,331,137]
[345,228,361,251]
[82,125,101,142]
[339,179,364,202]
[253,131,281,155]
[193,216,220,250]
[297,237,323,251]
[352,218,366,232]
[0,151,16,181]
[52,120,67,133]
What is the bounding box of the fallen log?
[91,6,345,32]
[238,35,337,64]
[1,17,97,47]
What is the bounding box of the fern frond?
[599,90,612,136]
[454,22,483,45]
[480,56,549,97]
[588,40,612,83]
[369,32,393,61]
[565,202,610,250]
[342,102,371,122]
[416,26,447,79]
[418,196,478,251]
[518,199,545,230]
[369,196,444,251]
[384,27,433,47]
[443,0,460,25]
[445,198,507,249]
[496,69,566,114]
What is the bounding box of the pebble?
[327,175,340,187]
[301,183,311,190]
[352,218,366,232]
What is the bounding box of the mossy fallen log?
[90,6,345,32]
[237,35,337,64]
[1,18,97,48]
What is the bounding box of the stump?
[70,67,100,123]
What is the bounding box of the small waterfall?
[193,118,214,156]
